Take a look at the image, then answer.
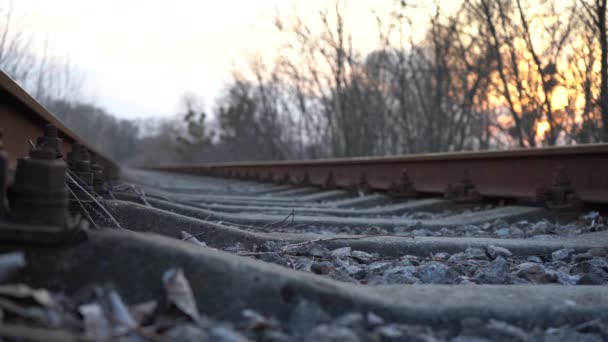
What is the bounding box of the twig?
[114,183,174,204]
[134,187,152,207]
[66,172,123,229]
[261,209,295,229]
[281,234,415,253]
[187,220,272,239]
[66,184,99,229]
[180,231,206,246]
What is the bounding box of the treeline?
[2,0,607,165]
[195,0,607,162]
[149,0,608,163]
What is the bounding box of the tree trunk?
[599,0,608,141]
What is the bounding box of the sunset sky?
[13,0,415,119]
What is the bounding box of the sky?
[12,0,406,119]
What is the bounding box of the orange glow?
[550,86,569,111]
[536,121,551,138]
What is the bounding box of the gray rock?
[495,228,511,237]
[376,324,403,340]
[526,256,543,263]
[209,326,249,342]
[260,330,290,342]
[459,319,530,342]
[416,262,458,284]
[381,266,419,284]
[506,274,530,285]
[451,336,493,342]
[292,243,330,258]
[449,252,469,262]
[241,309,280,331]
[475,257,509,284]
[224,243,245,252]
[530,221,551,234]
[573,253,593,263]
[486,245,512,259]
[308,324,362,342]
[482,319,531,342]
[367,261,392,274]
[330,247,352,258]
[259,253,290,267]
[260,241,282,252]
[555,271,580,285]
[411,229,432,236]
[333,312,364,328]
[311,261,334,275]
[394,257,414,266]
[571,259,608,275]
[293,258,313,272]
[351,250,374,259]
[492,219,509,229]
[552,248,575,262]
[340,263,366,279]
[582,211,600,221]
[577,272,606,285]
[366,312,384,326]
[543,327,603,342]
[514,263,556,284]
[575,320,608,337]
[465,248,489,260]
[458,277,477,285]
[288,300,331,335]
[165,324,210,342]
[508,227,524,236]
[432,252,451,261]
[588,248,608,257]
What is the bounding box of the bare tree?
[579,0,608,141]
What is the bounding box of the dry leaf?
[0,252,26,282]
[129,300,157,325]
[79,303,110,341]
[162,268,200,321]
[0,284,53,307]
[107,290,137,331]
[180,231,207,247]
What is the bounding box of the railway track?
[0,70,608,340]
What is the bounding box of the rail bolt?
[7,137,69,228]
[445,170,481,203]
[36,124,63,159]
[75,147,93,190]
[67,143,81,171]
[91,156,108,195]
[0,129,8,218]
[323,171,336,190]
[389,169,416,198]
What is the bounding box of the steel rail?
[0,70,119,178]
[146,144,608,204]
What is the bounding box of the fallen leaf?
[0,284,54,307]
[78,303,111,341]
[129,300,157,325]
[107,289,137,331]
[162,268,200,321]
[0,252,26,282]
[180,231,207,247]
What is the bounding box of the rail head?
[143,143,608,205]
[145,143,608,170]
[0,70,119,178]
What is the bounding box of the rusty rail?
[147,144,608,205]
[0,70,119,178]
